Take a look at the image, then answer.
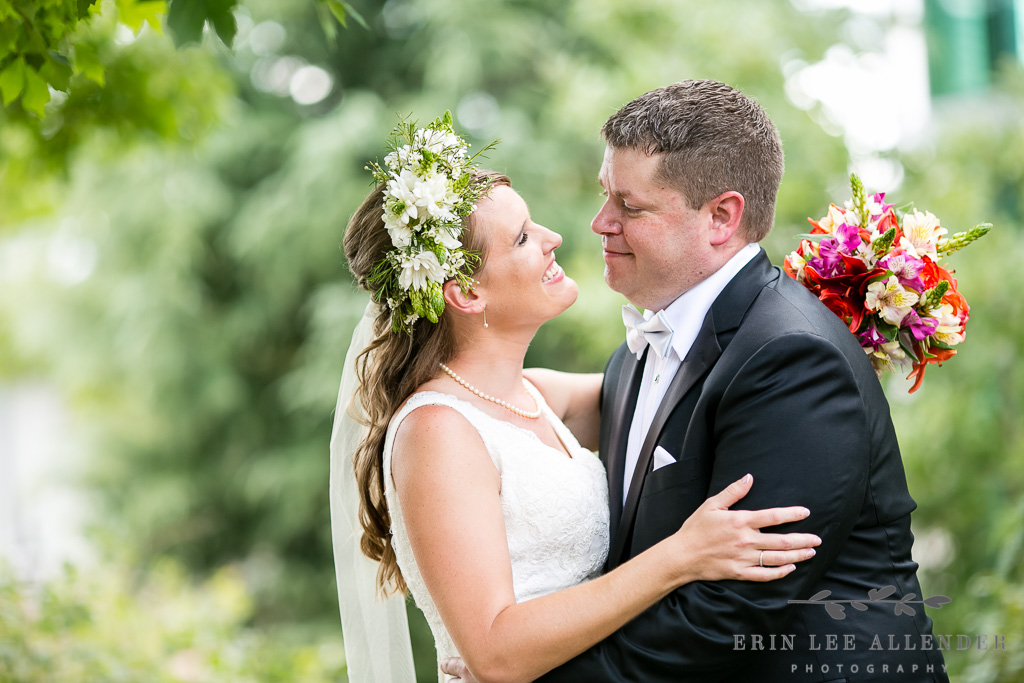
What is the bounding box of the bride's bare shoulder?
[390,397,497,497]
[391,386,488,471]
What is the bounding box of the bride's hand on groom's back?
[671,474,821,584]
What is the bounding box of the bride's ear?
[443,279,485,316]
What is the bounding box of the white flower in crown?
[412,171,459,222]
[398,249,446,291]
[387,169,424,225]
[426,224,462,250]
[384,146,422,172]
[384,212,414,248]
[444,250,467,277]
[366,111,497,334]
[900,209,947,260]
[415,127,465,156]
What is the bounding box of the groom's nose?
[591,201,620,236]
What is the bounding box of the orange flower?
[906,342,958,394]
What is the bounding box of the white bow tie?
[622,304,674,359]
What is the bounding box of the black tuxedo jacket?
[539,252,948,682]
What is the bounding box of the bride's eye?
[517,230,529,246]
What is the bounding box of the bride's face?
[471,185,578,329]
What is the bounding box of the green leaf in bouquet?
[873,227,897,257]
[875,320,899,342]
[898,329,919,361]
[921,281,950,311]
[849,173,867,227]
[937,223,992,256]
[929,338,957,352]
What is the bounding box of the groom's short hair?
[601,79,784,242]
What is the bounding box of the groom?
[452,80,949,681]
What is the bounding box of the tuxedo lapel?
[607,311,722,567]
[606,347,646,546]
[605,251,778,569]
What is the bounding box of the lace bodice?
[382,387,610,669]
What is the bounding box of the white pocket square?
[652,446,677,471]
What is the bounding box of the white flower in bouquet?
[868,340,912,375]
[865,275,920,326]
[932,303,966,346]
[900,209,947,260]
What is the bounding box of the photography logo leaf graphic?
[789,586,951,621]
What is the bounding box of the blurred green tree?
[15,2,1024,682]
[884,65,1024,682]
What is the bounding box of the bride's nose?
[540,225,563,252]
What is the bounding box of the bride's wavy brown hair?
[344,170,511,594]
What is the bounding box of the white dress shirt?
[622,243,761,503]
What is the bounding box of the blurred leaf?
[20,64,49,115]
[0,55,24,104]
[117,0,166,33]
[166,0,206,46]
[208,0,237,46]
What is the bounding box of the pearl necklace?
[438,363,542,419]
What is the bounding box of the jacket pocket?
[641,455,698,497]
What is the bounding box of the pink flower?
[901,309,939,341]
[858,323,888,349]
[836,222,863,253]
[808,236,845,278]
[879,253,926,293]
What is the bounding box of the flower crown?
[366,112,497,335]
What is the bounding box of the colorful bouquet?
[784,175,989,393]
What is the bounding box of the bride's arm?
[522,368,601,450]
[392,406,819,683]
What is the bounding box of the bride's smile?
[470,184,578,331]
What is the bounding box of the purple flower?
[869,192,894,220]
[858,323,888,350]
[808,236,845,278]
[901,309,939,341]
[880,253,926,293]
[836,222,863,253]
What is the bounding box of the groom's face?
[592,146,717,311]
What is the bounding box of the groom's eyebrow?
[598,176,636,200]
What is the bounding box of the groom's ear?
[443,279,484,315]
[707,191,744,246]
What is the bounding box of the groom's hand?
[441,657,478,682]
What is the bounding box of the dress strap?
[384,392,505,474]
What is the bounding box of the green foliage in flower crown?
[364,111,497,335]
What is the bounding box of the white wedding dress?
[382,387,610,668]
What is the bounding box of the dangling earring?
[482,307,489,329]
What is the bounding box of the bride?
[332,115,820,683]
